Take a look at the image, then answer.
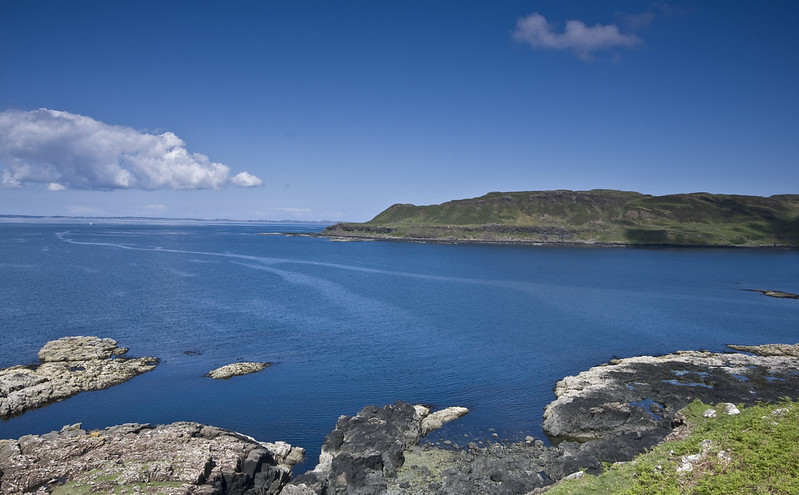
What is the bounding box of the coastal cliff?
[322,190,799,247]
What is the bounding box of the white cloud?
[231,171,263,187]
[513,13,642,60]
[0,108,264,191]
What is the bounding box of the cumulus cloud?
[0,108,263,190]
[512,13,642,60]
[231,171,263,187]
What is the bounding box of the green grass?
[546,400,799,494]
[53,479,188,495]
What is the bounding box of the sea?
[1,220,798,472]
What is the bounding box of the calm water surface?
[1,221,798,471]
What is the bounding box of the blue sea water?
[1,221,798,471]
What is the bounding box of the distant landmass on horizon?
[323,190,799,247]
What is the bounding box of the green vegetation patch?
[52,478,189,495]
[547,399,799,494]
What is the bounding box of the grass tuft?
[546,400,799,494]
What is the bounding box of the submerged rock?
[0,336,158,419]
[0,421,304,495]
[207,361,272,379]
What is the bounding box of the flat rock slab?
[0,421,304,495]
[37,336,127,362]
[727,342,799,357]
[420,406,470,436]
[207,361,272,379]
[0,336,158,419]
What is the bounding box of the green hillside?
[324,190,799,247]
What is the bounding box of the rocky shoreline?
[287,230,799,250]
[2,340,799,493]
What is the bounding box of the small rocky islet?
[2,337,799,494]
[0,336,158,420]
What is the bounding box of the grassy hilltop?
[325,190,799,247]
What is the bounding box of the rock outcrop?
[0,336,158,419]
[539,345,799,476]
[418,406,469,436]
[287,401,469,494]
[208,362,272,379]
[0,421,304,494]
[386,439,553,494]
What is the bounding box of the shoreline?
[288,231,797,250]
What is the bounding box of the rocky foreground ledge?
[0,421,305,494]
[0,336,158,420]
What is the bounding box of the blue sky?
[1,1,797,221]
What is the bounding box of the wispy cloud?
[0,108,263,191]
[277,208,312,214]
[139,204,169,213]
[512,13,642,60]
[67,205,106,216]
[619,11,656,31]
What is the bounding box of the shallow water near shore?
[1,221,798,472]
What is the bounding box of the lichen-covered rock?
[37,336,127,362]
[386,441,552,495]
[727,342,799,357]
[420,406,469,436]
[0,337,158,419]
[207,361,272,379]
[0,422,303,495]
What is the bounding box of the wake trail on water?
[54,230,556,298]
